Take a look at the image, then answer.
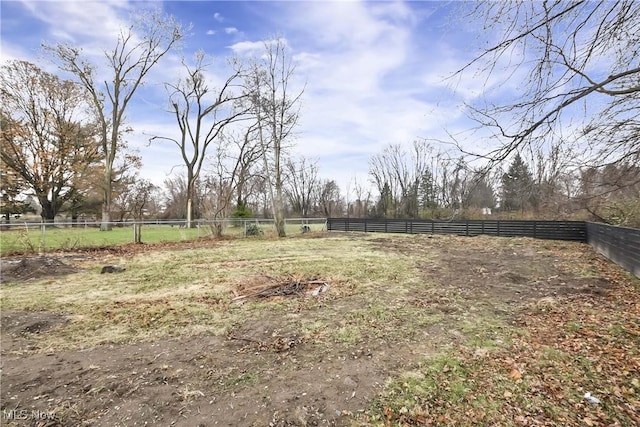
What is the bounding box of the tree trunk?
[101,204,111,231]
[39,197,56,223]
[134,223,142,243]
[213,222,223,238]
[101,168,112,231]
[186,169,196,228]
[274,176,286,237]
[187,198,192,229]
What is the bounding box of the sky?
[0,0,507,198]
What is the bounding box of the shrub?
[231,203,253,219]
[245,223,263,236]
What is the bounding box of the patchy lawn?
[0,232,638,426]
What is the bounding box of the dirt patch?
[0,314,416,427]
[1,234,636,426]
[1,310,68,336]
[0,257,80,283]
[434,248,612,303]
[373,234,613,304]
[0,310,69,354]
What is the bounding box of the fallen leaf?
[514,415,527,425]
[415,415,429,425]
[509,369,522,380]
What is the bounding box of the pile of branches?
[232,275,329,303]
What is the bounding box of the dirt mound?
[0,257,79,283]
[1,310,68,335]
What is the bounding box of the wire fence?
[0,218,328,255]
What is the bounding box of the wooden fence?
[327,218,639,278]
[326,218,587,241]
[587,222,640,278]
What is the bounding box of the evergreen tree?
[418,171,438,211]
[501,154,535,212]
[465,173,496,209]
[375,182,393,218]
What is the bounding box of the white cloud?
[227,40,264,55]
[0,41,34,64]
[2,0,504,199]
[213,1,438,191]
[19,0,129,44]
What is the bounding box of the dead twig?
[232,276,329,301]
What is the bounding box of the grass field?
[1,232,638,426]
[0,220,326,255]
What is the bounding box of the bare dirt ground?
[1,314,402,426]
[1,234,638,426]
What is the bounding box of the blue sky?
[1,0,506,197]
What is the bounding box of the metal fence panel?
[327,218,588,241]
[587,222,640,278]
[327,218,638,278]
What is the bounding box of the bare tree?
[246,37,303,237]
[200,128,262,237]
[317,179,343,218]
[456,1,640,172]
[150,52,249,228]
[228,125,264,215]
[162,175,199,220]
[579,164,640,226]
[113,178,157,219]
[284,156,319,217]
[463,171,496,211]
[350,178,372,218]
[115,179,158,243]
[369,140,433,218]
[530,144,578,217]
[45,11,185,230]
[0,61,101,222]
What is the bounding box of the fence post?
[497,221,501,236]
[40,223,46,254]
[466,220,469,236]
[385,219,388,233]
[364,220,367,233]
[533,221,537,239]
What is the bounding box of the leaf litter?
[1,234,638,426]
